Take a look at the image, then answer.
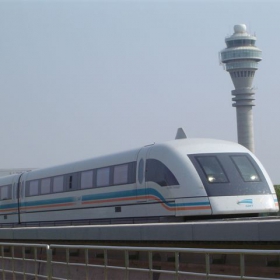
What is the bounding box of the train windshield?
[195,156,228,183]
[189,153,271,196]
[231,155,260,182]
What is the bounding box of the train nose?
[210,195,278,215]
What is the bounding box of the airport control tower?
[220,24,262,153]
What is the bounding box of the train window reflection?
[114,164,128,185]
[53,176,64,193]
[97,167,110,187]
[81,170,93,189]
[231,155,260,182]
[196,156,228,183]
[29,180,39,196]
[146,159,179,186]
[138,159,144,184]
[41,178,51,194]
[0,185,10,200]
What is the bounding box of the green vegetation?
[275,185,280,201]
[274,185,280,216]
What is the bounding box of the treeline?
[275,185,280,201]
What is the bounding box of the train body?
[0,137,278,226]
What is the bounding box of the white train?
[0,131,278,226]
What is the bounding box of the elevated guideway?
[0,217,280,245]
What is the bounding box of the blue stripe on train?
[0,188,210,211]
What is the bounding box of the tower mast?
[220,24,262,153]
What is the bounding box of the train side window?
[97,167,110,187]
[113,164,129,185]
[0,185,11,200]
[195,156,228,183]
[231,155,260,182]
[81,170,94,189]
[29,180,39,196]
[41,178,51,194]
[13,184,17,200]
[138,159,144,184]
[128,162,136,184]
[64,173,78,191]
[145,159,179,187]
[53,176,64,193]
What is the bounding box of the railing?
[0,242,280,280]
[0,242,51,280]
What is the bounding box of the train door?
[136,146,151,202]
[16,173,27,224]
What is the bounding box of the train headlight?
[250,175,258,181]
[208,176,215,182]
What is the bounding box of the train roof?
[24,138,248,180]
[0,133,250,184]
[23,148,140,181]
[162,138,249,154]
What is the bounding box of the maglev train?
[0,129,278,226]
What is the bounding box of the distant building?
[0,169,34,177]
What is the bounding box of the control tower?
[220,24,262,153]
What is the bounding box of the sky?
[1,0,280,184]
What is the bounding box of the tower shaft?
[232,87,255,152]
[235,104,254,152]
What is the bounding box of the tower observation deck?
[220,24,262,153]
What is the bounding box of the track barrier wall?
[0,242,280,279]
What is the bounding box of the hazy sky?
[1,0,280,184]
